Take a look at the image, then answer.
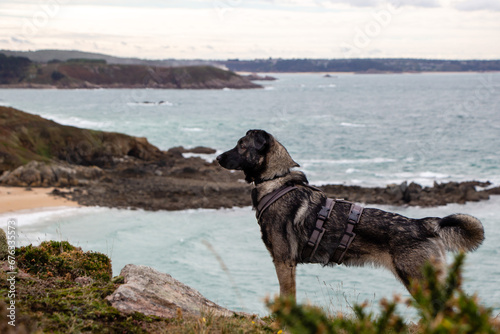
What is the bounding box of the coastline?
[236,70,499,75]
[0,186,79,214]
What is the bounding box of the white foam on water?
[181,127,204,132]
[340,122,366,127]
[41,114,113,129]
[182,152,217,163]
[303,157,396,166]
[0,206,85,228]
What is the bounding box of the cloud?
[10,36,32,44]
[271,0,441,8]
[454,0,500,12]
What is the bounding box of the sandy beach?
[0,186,79,214]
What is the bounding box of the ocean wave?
[0,206,87,228]
[182,152,217,162]
[43,114,113,129]
[340,122,366,128]
[181,127,204,132]
[303,157,396,165]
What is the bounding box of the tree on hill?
[0,53,32,84]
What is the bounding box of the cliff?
[0,106,164,173]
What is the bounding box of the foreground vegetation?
[268,254,499,334]
[0,241,498,333]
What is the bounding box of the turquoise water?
[1,73,499,186]
[1,73,499,317]
[3,198,499,318]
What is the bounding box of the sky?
[1,0,499,60]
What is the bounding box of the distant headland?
[2,49,500,75]
[0,52,260,89]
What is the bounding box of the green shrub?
[16,241,112,281]
[268,254,499,334]
[409,253,496,333]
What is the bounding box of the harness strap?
[302,198,335,262]
[330,203,364,264]
[256,185,298,221]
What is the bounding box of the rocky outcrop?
[319,180,495,207]
[0,161,103,187]
[244,73,277,81]
[170,146,217,155]
[106,264,235,318]
[54,153,250,211]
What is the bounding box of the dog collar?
[254,172,290,185]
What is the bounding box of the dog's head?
[217,129,299,183]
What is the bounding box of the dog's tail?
[436,214,484,252]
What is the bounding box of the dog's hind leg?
[274,261,297,299]
[392,245,447,294]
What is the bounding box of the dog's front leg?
[274,261,297,299]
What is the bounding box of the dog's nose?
[216,154,222,162]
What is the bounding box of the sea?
[1,72,499,319]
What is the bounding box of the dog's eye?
[240,144,246,150]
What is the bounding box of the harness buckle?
[317,205,330,220]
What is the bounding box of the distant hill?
[0,49,215,67]
[220,58,500,73]
[0,53,260,89]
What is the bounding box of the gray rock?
[106,264,236,319]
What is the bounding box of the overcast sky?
[1,0,499,60]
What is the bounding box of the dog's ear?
[247,129,270,152]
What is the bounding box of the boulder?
[168,146,217,155]
[106,264,235,319]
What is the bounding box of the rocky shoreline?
[1,106,499,211]
[2,151,499,211]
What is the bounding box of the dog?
[217,129,485,298]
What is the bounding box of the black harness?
[255,184,363,265]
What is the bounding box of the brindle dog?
[217,129,484,298]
